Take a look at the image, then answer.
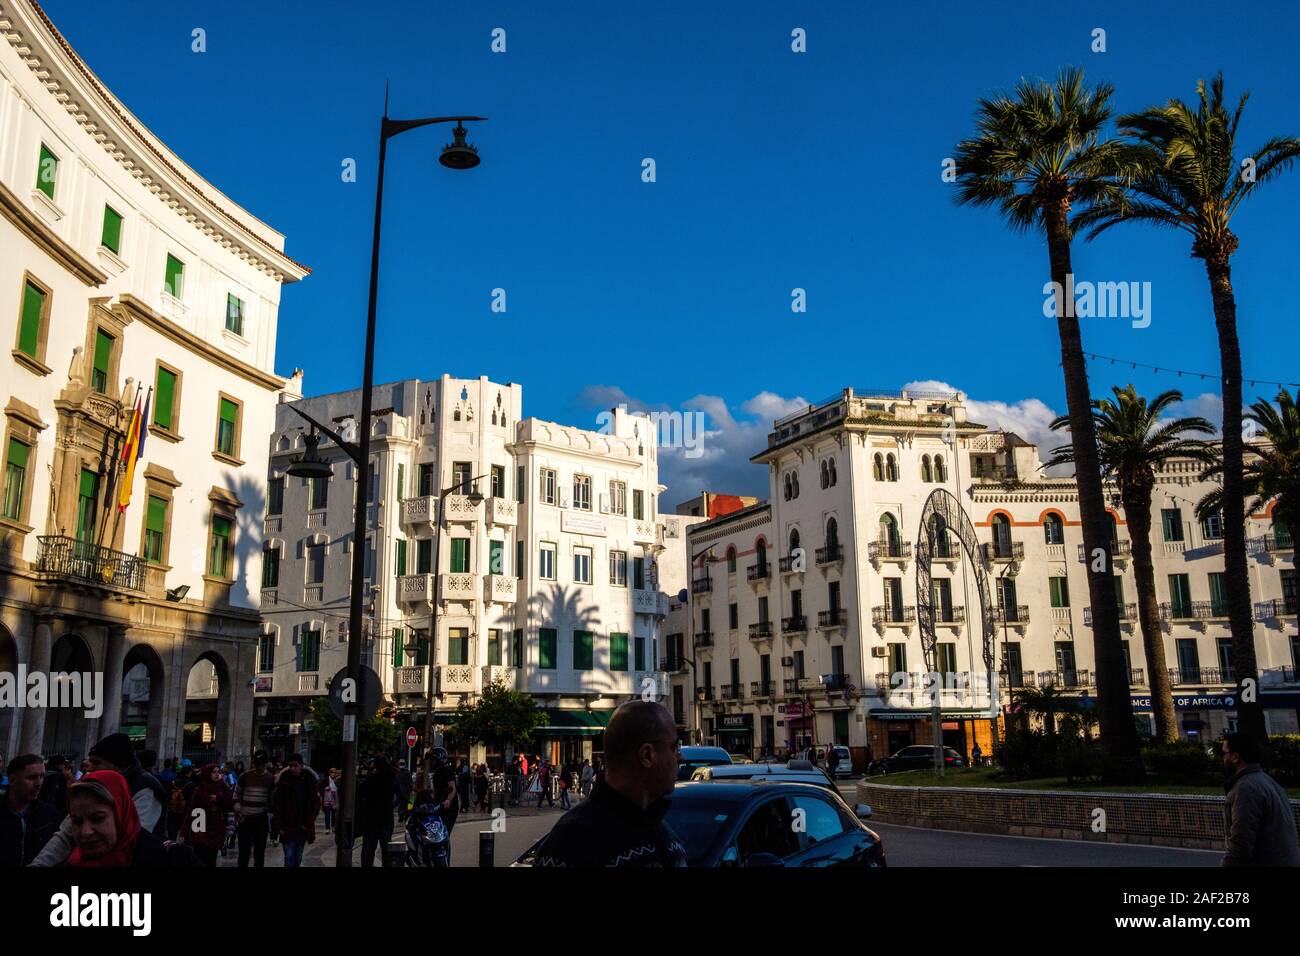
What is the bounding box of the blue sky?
[45,0,1300,505]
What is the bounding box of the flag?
[117,391,142,512]
[136,387,152,460]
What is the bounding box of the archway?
[0,624,17,757]
[183,651,231,764]
[120,643,166,755]
[44,633,95,759]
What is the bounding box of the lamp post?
[286,95,485,867]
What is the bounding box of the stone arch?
[0,622,17,757]
[916,489,996,675]
[120,642,166,755]
[44,631,96,759]
[182,649,233,764]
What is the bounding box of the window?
[1055,642,1077,681]
[393,627,407,667]
[573,630,594,670]
[219,294,244,337]
[448,628,469,666]
[3,438,30,522]
[632,489,644,520]
[452,461,474,495]
[888,643,907,675]
[394,539,407,577]
[91,329,114,393]
[151,364,181,434]
[1162,508,1184,542]
[820,460,830,489]
[1202,511,1224,540]
[879,512,900,552]
[872,453,884,481]
[573,474,592,511]
[449,538,470,573]
[488,630,502,667]
[100,206,123,254]
[75,469,99,543]
[1217,638,1235,681]
[144,496,168,565]
[1209,572,1229,616]
[1049,576,1070,608]
[790,588,803,618]
[164,254,185,299]
[633,556,645,590]
[929,579,949,619]
[885,454,898,481]
[884,578,903,619]
[516,465,525,503]
[491,465,506,499]
[574,546,592,584]
[36,143,58,200]
[729,603,739,630]
[416,538,433,574]
[826,517,839,550]
[258,633,274,673]
[758,595,769,623]
[1043,513,1064,545]
[513,629,524,668]
[395,462,405,500]
[1176,638,1200,682]
[16,277,50,362]
[418,463,435,496]
[921,455,933,482]
[789,529,800,560]
[937,643,957,675]
[539,542,556,580]
[999,577,1019,619]
[609,480,627,515]
[726,547,737,573]
[1004,644,1023,685]
[306,542,326,584]
[516,540,524,580]
[610,549,627,586]
[216,396,241,459]
[933,455,946,482]
[1168,574,1192,617]
[541,468,557,504]
[298,630,321,672]
[611,632,628,671]
[539,628,557,669]
[489,539,504,575]
[310,472,329,510]
[209,514,232,578]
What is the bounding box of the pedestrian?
[506,755,521,807]
[270,753,320,868]
[357,756,396,867]
[473,763,489,812]
[580,759,594,799]
[180,763,233,868]
[38,756,70,816]
[826,747,839,779]
[519,753,529,778]
[320,768,338,833]
[2,754,61,866]
[558,767,571,809]
[426,748,458,858]
[536,760,554,808]
[457,759,472,812]
[395,760,413,823]
[65,770,199,868]
[1221,732,1300,866]
[234,751,275,868]
[971,742,983,767]
[532,701,687,867]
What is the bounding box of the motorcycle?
[404,801,450,867]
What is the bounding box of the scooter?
[404,801,450,867]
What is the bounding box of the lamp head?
[439,123,480,170]
[286,431,334,480]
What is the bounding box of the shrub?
[1061,738,1104,784]
[1268,735,1300,787]
[1142,740,1218,785]
[995,729,1063,778]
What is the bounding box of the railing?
[720,683,743,701]
[482,665,517,689]
[439,665,475,693]
[633,520,658,543]
[816,543,844,564]
[485,574,518,604]
[746,563,770,581]
[749,621,774,639]
[297,674,320,692]
[691,577,713,594]
[750,680,776,698]
[1036,670,1092,689]
[779,555,799,573]
[1261,666,1298,685]
[485,497,517,527]
[873,605,916,627]
[972,465,1017,481]
[932,605,966,625]
[1129,668,1146,686]
[868,540,911,561]
[1003,670,1034,689]
[983,541,1024,561]
[930,537,960,561]
[1256,598,1299,620]
[695,631,713,648]
[393,665,427,694]
[783,678,802,695]
[1168,667,1235,686]
[443,494,483,522]
[697,686,714,701]
[439,572,477,601]
[398,572,433,603]
[36,536,146,592]
[1077,540,1132,561]
[781,615,807,634]
[818,608,847,627]
[993,605,1030,625]
[633,588,666,615]
[823,674,851,691]
[1160,601,1198,622]
[1263,532,1295,552]
[400,495,437,524]
[1083,603,1137,625]
[660,656,689,673]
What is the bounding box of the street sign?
[326,664,383,719]
[797,677,820,691]
[405,726,419,748]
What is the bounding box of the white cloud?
[1167,392,1223,434]
[903,379,1067,468]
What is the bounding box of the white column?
[98,625,127,738]
[18,615,54,754]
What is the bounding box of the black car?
[513,781,885,867]
[869,745,966,774]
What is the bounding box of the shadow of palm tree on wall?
[527,583,613,695]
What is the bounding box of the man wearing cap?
[235,751,277,867]
[28,731,169,866]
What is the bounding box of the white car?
[690,761,835,790]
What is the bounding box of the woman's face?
[69,792,117,860]
[211,768,222,782]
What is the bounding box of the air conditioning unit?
[871,646,888,658]
[780,656,794,667]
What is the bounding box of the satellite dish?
[327,665,382,719]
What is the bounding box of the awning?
[119,724,148,740]
[533,709,612,737]
[868,709,993,721]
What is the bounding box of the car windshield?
[677,759,729,781]
[663,797,735,864]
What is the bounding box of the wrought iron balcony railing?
[749,621,774,639]
[691,577,713,594]
[992,605,1030,625]
[36,535,145,592]
[750,680,775,698]
[872,605,916,626]
[1083,603,1137,625]
[746,563,770,581]
[781,615,807,634]
[983,541,1024,561]
[694,631,713,648]
[719,683,744,701]
[816,543,844,564]
[1168,666,1235,686]
[1256,598,1299,620]
[818,608,848,627]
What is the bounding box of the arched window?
[820,460,829,489]
[791,471,800,498]
[783,474,792,501]
[934,454,947,483]
[1275,514,1292,549]
[1043,513,1064,545]
[879,513,900,554]
[726,546,737,573]
[929,514,951,558]
[1108,513,1120,547]
[828,459,837,486]
[886,454,898,482]
[826,517,839,549]
[921,455,933,483]
[789,528,800,555]
[873,453,884,481]
[756,539,768,570]
[992,514,1012,555]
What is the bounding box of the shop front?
[1131,692,1239,741]
[866,709,999,763]
[530,708,611,768]
[715,713,753,758]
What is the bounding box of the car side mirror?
[854,803,873,820]
[744,851,785,868]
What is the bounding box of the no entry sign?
[406,726,419,748]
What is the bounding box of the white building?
[260,376,684,766]
[674,387,1297,764]
[0,0,308,765]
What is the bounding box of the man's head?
[5,754,45,806]
[287,753,304,775]
[1222,732,1260,774]
[253,751,268,770]
[87,733,135,773]
[603,701,680,802]
[139,749,157,772]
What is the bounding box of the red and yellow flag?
[117,392,142,513]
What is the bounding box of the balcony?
[1263,531,1294,554]
[983,541,1024,563]
[400,495,437,527]
[485,497,517,528]
[439,572,477,603]
[815,543,843,565]
[992,605,1030,632]
[1260,666,1299,686]
[1168,666,1235,686]
[1036,670,1093,689]
[393,665,428,695]
[1001,670,1034,690]
[1160,601,1199,623]
[634,588,668,617]
[695,631,713,648]
[931,605,965,629]
[929,537,961,565]
[660,655,689,674]
[1129,668,1146,686]
[1076,540,1132,567]
[872,605,916,634]
[633,520,658,545]
[781,615,808,635]
[749,621,774,640]
[750,680,776,699]
[482,665,517,690]
[1255,598,1299,621]
[973,465,1017,482]
[818,608,848,628]
[485,574,517,604]
[696,685,714,702]
[438,665,476,694]
[783,678,802,695]
[779,555,804,575]
[297,674,320,692]
[691,576,713,595]
[36,536,145,593]
[1082,603,1138,626]
[868,540,911,571]
[822,674,851,692]
[443,494,483,525]
[746,562,771,582]
[719,683,744,701]
[398,572,434,604]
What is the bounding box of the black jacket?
[120,760,168,837]
[1,797,62,867]
[357,773,397,829]
[130,830,202,868]
[532,778,687,867]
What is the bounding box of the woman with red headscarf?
[180,763,234,867]
[67,770,199,867]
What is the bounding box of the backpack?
[170,785,188,815]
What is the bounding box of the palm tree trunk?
[1204,260,1266,749]
[1045,207,1144,782]
[1122,484,1178,742]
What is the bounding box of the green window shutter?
[266,478,283,516]
[488,630,502,666]
[416,538,432,573]
[1210,573,1228,614]
[574,630,593,671]
[512,629,523,667]
[220,398,238,426]
[396,463,405,499]
[450,538,469,573]
[91,329,112,392]
[610,633,628,671]
[76,469,99,542]
[36,145,57,199]
[218,398,238,454]
[1049,577,1069,608]
[101,206,123,254]
[146,495,167,533]
[395,538,407,577]
[153,367,176,430]
[18,281,45,358]
[634,637,645,671]
[448,630,469,665]
[489,540,504,575]
[393,627,405,667]
[6,437,30,471]
[210,514,232,576]
[262,548,279,588]
[3,438,30,520]
[539,628,556,670]
[164,255,185,298]
[225,294,244,335]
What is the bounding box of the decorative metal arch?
[915,488,996,673]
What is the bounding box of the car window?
[733,796,799,862]
[663,801,737,865]
[791,794,848,850]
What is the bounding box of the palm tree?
[1075,75,1300,748]
[954,67,1144,781]
[1012,684,1078,736]
[1048,385,1215,742]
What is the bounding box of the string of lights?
[1077,352,1300,392]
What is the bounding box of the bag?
[170,786,187,814]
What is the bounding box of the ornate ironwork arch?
[916,488,996,672]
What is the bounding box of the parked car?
[690,761,834,790]
[729,754,754,764]
[869,745,965,775]
[828,745,854,778]
[676,745,734,781]
[512,781,885,867]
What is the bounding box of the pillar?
[98,625,126,738]
[18,615,54,754]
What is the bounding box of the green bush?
[1062,738,1104,784]
[995,729,1063,778]
[1142,740,1218,785]
[1268,735,1300,786]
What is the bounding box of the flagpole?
[104,383,144,551]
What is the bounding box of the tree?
[954,66,1145,781]
[1048,385,1215,742]
[448,679,544,755]
[308,697,399,759]
[1075,75,1300,749]
[1012,683,1079,736]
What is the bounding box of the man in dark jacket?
[38,757,70,816]
[533,701,687,867]
[394,759,413,823]
[1221,732,1300,866]
[2,755,62,866]
[271,753,319,868]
